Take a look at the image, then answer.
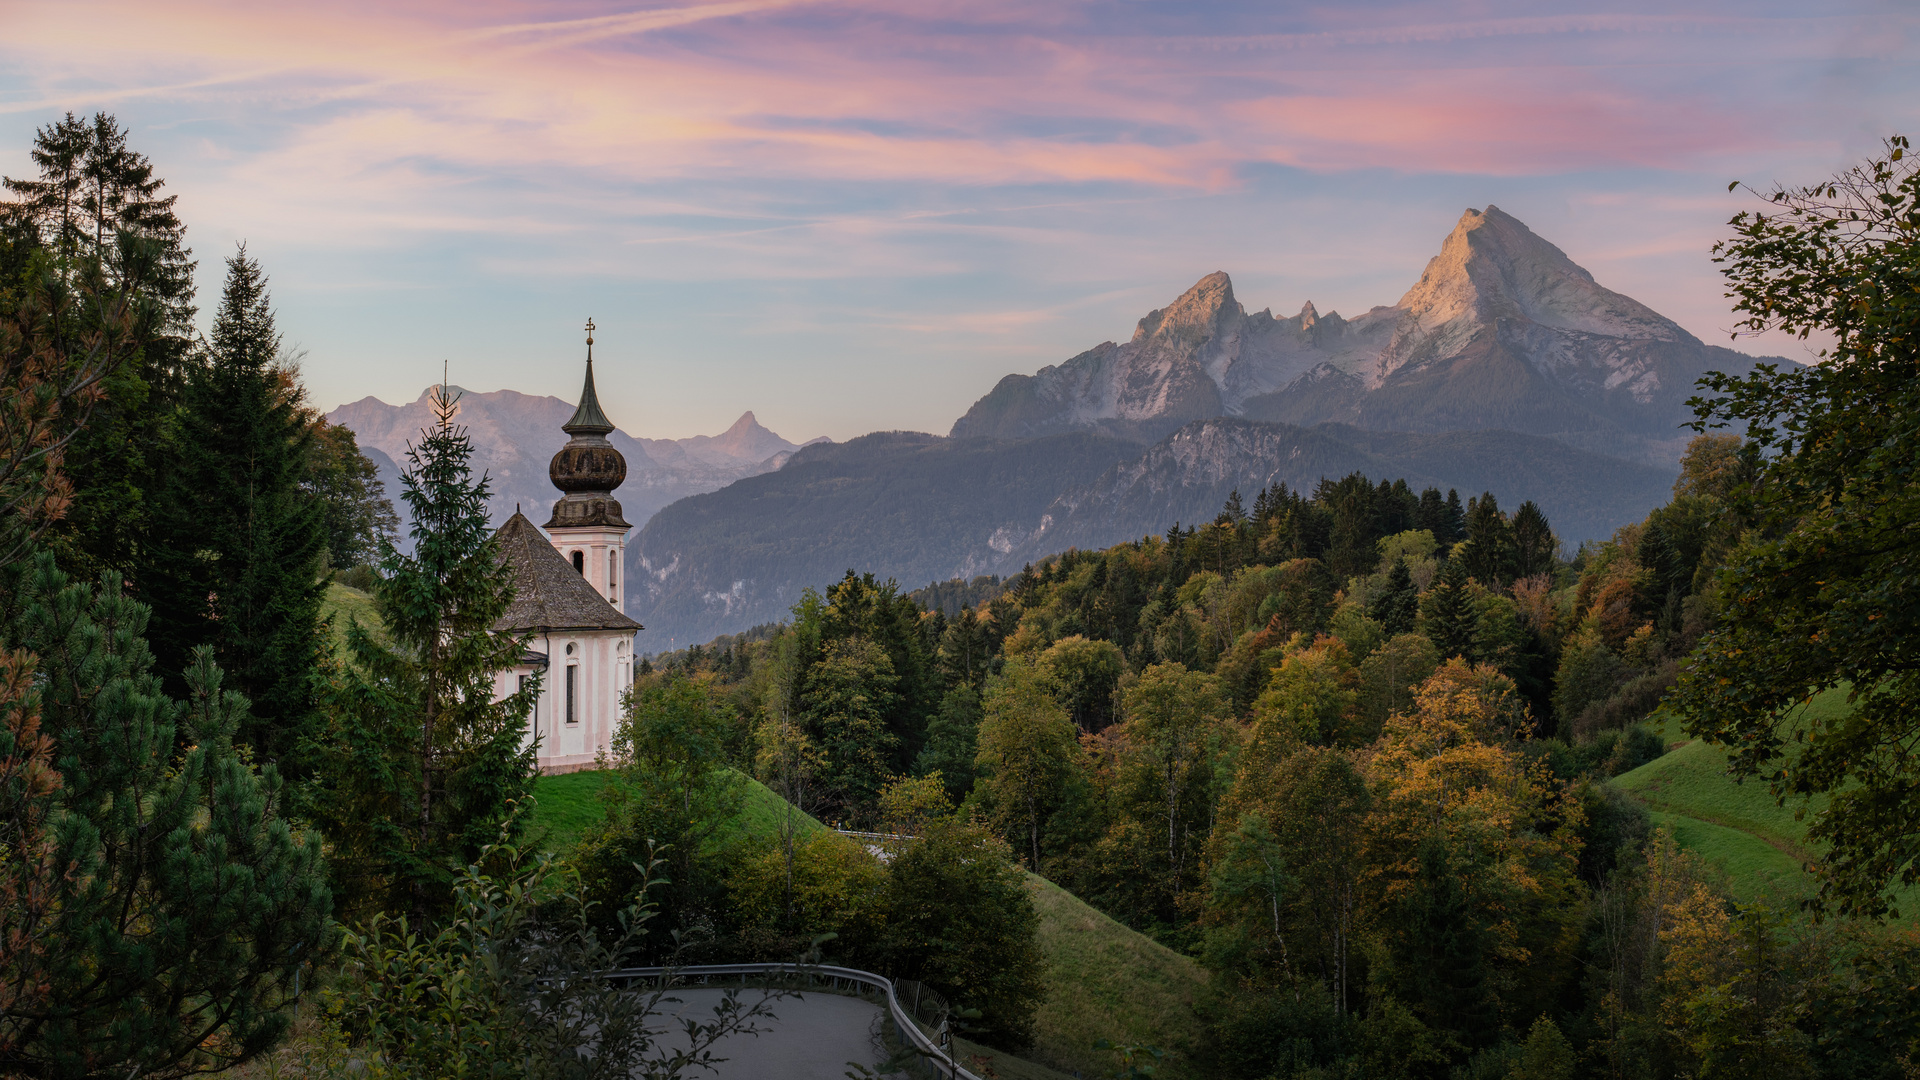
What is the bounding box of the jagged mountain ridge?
[327,387,825,543]
[628,418,1675,648]
[951,206,1785,465]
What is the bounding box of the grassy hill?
[1613,691,1920,914]
[320,581,384,651]
[525,769,828,853]
[531,770,1207,1078]
[1022,873,1209,1080]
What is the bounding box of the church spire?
[546,318,630,530]
[563,317,614,436]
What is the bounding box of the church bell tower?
[546,319,631,609]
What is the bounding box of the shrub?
[882,820,1045,1050]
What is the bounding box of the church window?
[565,664,577,724]
[608,552,618,597]
[572,550,584,575]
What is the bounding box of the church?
[490,322,642,773]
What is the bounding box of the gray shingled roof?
[493,512,642,633]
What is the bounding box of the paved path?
[649,988,891,1079]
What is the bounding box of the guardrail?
[607,962,980,1080]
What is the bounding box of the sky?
[2,1,1915,442]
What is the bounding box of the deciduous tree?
[1670,136,1920,916]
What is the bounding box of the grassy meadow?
[1614,691,1920,915]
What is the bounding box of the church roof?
[492,512,641,633]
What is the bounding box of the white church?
[491,323,642,773]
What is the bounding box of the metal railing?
[607,962,979,1080]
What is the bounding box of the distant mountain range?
[952,206,1785,468]
[624,206,1788,648]
[326,387,825,544]
[627,419,1678,648]
[333,208,1789,650]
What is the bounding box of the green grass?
[525,770,618,851]
[1024,873,1209,1080]
[525,769,828,853]
[320,582,384,651]
[953,1034,1080,1080]
[1613,690,1920,913]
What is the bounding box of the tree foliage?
[1670,136,1920,916]
[145,247,327,772]
[0,556,330,1078]
[315,386,537,922]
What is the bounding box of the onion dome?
[546,319,631,529]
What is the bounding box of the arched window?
[571,550,584,575]
[608,551,618,597]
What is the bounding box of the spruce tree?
[146,247,325,775]
[1442,488,1466,544]
[5,113,197,579]
[1510,500,1556,579]
[1421,557,1479,662]
[1414,486,1447,537]
[1460,492,1517,585]
[316,385,537,922]
[1370,557,1420,636]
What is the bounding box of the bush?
[327,833,780,1079]
[1571,658,1678,738]
[728,830,888,964]
[882,820,1045,1050]
[1196,979,1352,1079]
[332,563,379,593]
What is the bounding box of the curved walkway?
[649,988,891,1079]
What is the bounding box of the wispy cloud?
[0,1,1909,436]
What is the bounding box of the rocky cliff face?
[950,207,1783,465]
[327,388,823,546]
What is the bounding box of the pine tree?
[1370,557,1420,636]
[1,555,331,1077]
[145,247,326,775]
[316,385,537,922]
[1461,492,1517,585]
[1442,488,1466,544]
[5,113,198,583]
[1,113,90,260]
[1511,500,1557,579]
[1421,557,1479,662]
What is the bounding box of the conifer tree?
[1,555,330,1077]
[145,247,325,775]
[1442,488,1466,544]
[1421,557,1479,662]
[1370,558,1420,636]
[1460,492,1516,585]
[1510,500,1556,579]
[316,385,537,922]
[5,113,197,578]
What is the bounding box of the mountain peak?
[724,411,766,435]
[1394,205,1685,341]
[1132,271,1240,346]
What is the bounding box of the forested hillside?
[638,423,1920,1078]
